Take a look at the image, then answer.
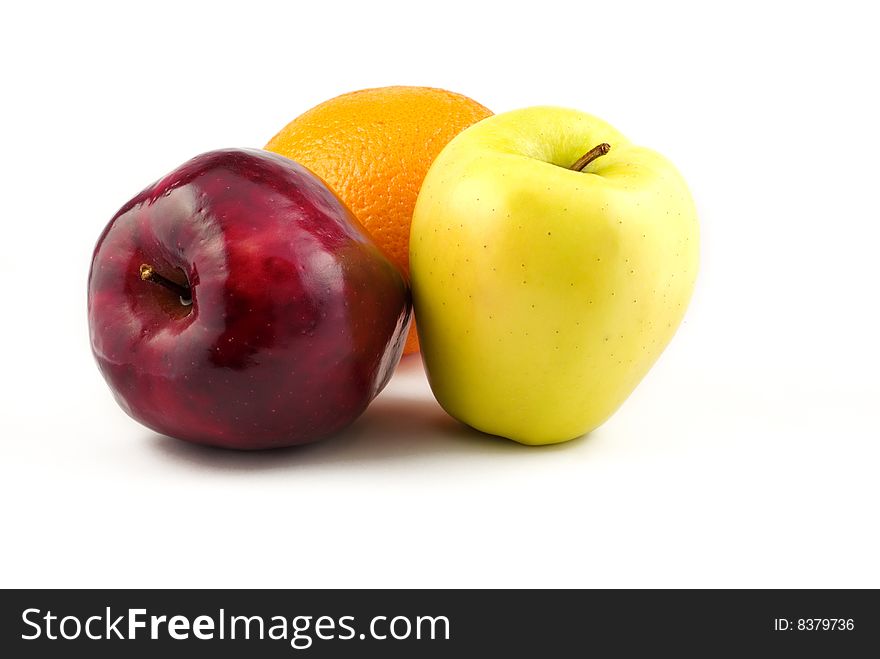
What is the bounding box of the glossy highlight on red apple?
[88,148,411,449]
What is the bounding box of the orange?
[265,86,492,354]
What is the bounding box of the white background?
[1,0,878,588]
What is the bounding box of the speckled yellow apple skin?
[410,107,699,445]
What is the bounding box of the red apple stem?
[570,143,611,172]
[139,264,192,305]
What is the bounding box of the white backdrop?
[1,0,877,587]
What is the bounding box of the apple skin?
[410,107,698,445]
[88,148,411,449]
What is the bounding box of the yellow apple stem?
[569,143,611,172]
[139,263,192,305]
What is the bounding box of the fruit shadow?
[147,391,582,473]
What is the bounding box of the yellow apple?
[410,106,699,445]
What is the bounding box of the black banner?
[1,589,876,656]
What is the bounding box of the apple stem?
[139,264,192,306]
[570,143,611,172]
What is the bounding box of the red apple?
[88,148,411,449]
